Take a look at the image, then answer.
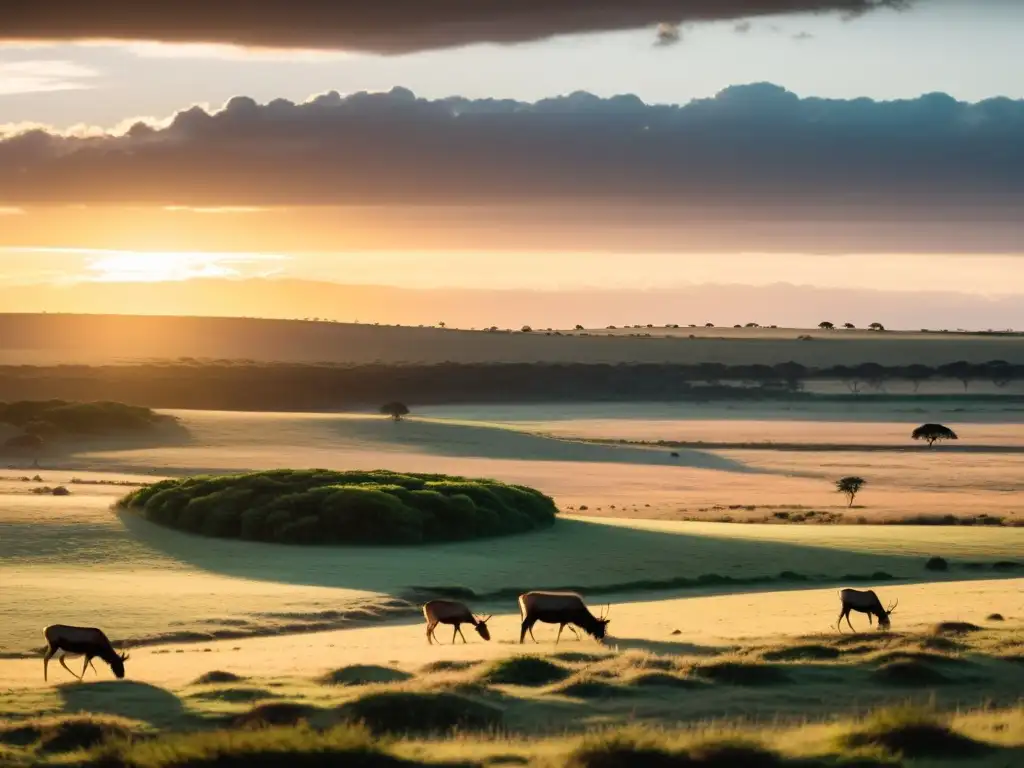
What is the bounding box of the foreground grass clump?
[842,705,991,759]
[117,469,557,544]
[0,399,177,437]
[337,690,502,735]
[480,656,571,687]
[0,715,137,755]
[565,732,830,768]
[317,666,412,687]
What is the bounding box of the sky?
[1,0,1022,329]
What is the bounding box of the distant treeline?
[0,360,1021,411]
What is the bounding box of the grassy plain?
[3,400,1024,765]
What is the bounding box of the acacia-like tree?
[704,322,715,328]
[575,324,585,331]
[843,322,856,329]
[835,476,866,507]
[380,402,410,422]
[912,423,958,447]
[869,322,886,331]
[818,321,835,330]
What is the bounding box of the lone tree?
[575,324,585,331]
[380,402,410,422]
[3,432,44,467]
[912,423,958,447]
[843,322,856,329]
[818,321,835,330]
[835,476,866,507]
[869,322,886,331]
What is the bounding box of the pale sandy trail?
[2,579,1019,691]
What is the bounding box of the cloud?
[0,60,98,95]
[3,1,910,53]
[0,83,1021,225]
[0,206,25,215]
[163,205,272,214]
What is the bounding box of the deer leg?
[555,624,565,645]
[519,617,537,644]
[846,612,856,633]
[568,625,581,641]
[43,646,55,681]
[89,658,98,675]
[426,621,436,645]
[837,608,848,632]
[58,654,82,680]
[81,655,94,678]
[457,626,468,644]
[452,625,459,645]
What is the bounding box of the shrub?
[871,660,950,687]
[924,556,949,571]
[691,662,790,686]
[317,666,412,687]
[118,469,558,545]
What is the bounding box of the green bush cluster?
[118,469,558,545]
[0,399,176,436]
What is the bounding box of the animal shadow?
[58,681,186,726]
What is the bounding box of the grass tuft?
[987,613,1005,621]
[932,621,983,635]
[843,705,991,759]
[0,716,136,755]
[338,690,502,736]
[761,644,840,662]
[232,702,322,729]
[691,661,791,687]
[625,672,706,690]
[480,656,571,687]
[565,732,813,768]
[193,670,247,685]
[317,665,412,687]
[870,660,951,687]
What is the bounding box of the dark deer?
[837,589,897,632]
[518,591,609,644]
[42,625,129,681]
[422,600,492,645]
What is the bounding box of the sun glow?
[83,251,285,282]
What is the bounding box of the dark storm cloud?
[4,1,910,53]
[1,83,1022,213]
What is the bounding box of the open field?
[2,312,1024,365]
[4,403,1024,765]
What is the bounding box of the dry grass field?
[3,400,1024,766]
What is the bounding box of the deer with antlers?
[42,624,129,681]
[518,591,609,644]
[422,600,492,645]
[837,589,898,632]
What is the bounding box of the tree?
[835,476,866,507]
[868,322,886,331]
[937,360,976,391]
[903,364,934,392]
[818,321,835,330]
[843,323,856,329]
[704,322,715,328]
[3,433,44,467]
[911,423,958,447]
[438,322,446,329]
[575,324,585,331]
[380,402,410,422]
[520,325,533,333]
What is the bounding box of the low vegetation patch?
[117,469,558,545]
[337,690,502,735]
[0,399,178,437]
[0,716,136,754]
[625,672,705,689]
[932,621,983,635]
[691,661,791,687]
[317,665,412,687]
[870,659,951,687]
[924,556,949,571]
[760,644,841,662]
[481,656,571,687]
[192,670,247,685]
[565,733,822,768]
[232,702,322,729]
[842,705,991,759]
[190,687,277,704]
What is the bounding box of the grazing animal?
[42,625,129,682]
[518,591,609,644]
[422,600,492,645]
[837,589,898,632]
